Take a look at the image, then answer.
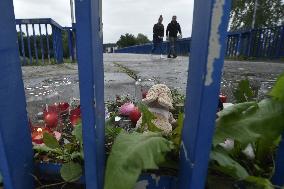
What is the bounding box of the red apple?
[44,112,58,128]
[70,106,81,116]
[219,94,227,103]
[70,115,81,126]
[58,102,70,113]
[129,107,141,124]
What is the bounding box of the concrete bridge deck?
[22,53,284,118]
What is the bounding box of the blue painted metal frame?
[16,19,66,64]
[16,18,62,30]
[178,0,232,189]
[75,0,105,188]
[39,24,45,64]
[272,135,284,186]
[32,24,39,64]
[45,24,51,63]
[0,0,34,188]
[25,24,32,64]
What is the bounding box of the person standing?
[166,15,182,58]
[151,15,165,58]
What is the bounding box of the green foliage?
[34,125,84,183]
[72,124,83,145]
[116,33,138,48]
[210,148,249,179]
[234,79,255,103]
[214,99,284,146]
[60,162,83,182]
[104,132,174,189]
[116,33,150,48]
[244,176,274,189]
[138,103,162,132]
[43,133,60,149]
[210,73,284,187]
[269,73,284,102]
[136,33,150,45]
[113,62,138,80]
[171,112,184,148]
[230,0,284,30]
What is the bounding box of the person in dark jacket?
[166,16,182,58]
[151,15,165,58]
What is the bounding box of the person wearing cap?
[151,15,165,58]
[166,15,182,58]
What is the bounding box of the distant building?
[103,43,117,53]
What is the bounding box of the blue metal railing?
[226,25,284,59]
[115,25,284,59]
[115,38,191,56]
[15,19,76,64]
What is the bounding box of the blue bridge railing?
[226,25,284,59]
[15,19,76,65]
[115,25,284,59]
[115,38,191,56]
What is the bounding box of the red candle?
[219,94,227,103]
[31,127,50,144]
[70,106,81,126]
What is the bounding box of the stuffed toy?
[136,84,176,135]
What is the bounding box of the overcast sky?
[13,0,194,43]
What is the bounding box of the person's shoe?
[173,55,177,58]
[167,55,172,58]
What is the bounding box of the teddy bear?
[136,84,176,135]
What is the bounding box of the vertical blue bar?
[236,34,242,56]
[276,26,284,58]
[39,24,45,64]
[256,30,262,58]
[272,135,284,186]
[52,26,58,63]
[75,0,105,188]
[45,24,51,64]
[32,24,38,64]
[178,0,231,189]
[272,27,280,58]
[57,29,64,63]
[67,29,75,61]
[93,1,105,188]
[19,24,26,65]
[0,0,34,188]
[25,24,32,64]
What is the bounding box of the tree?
[230,0,284,31]
[116,33,137,48]
[136,33,150,45]
[116,33,150,48]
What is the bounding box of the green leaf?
[171,112,184,147]
[43,133,60,149]
[245,176,274,189]
[214,99,284,146]
[70,152,84,160]
[105,126,122,139]
[104,132,173,189]
[233,79,255,103]
[270,73,284,102]
[210,149,249,179]
[60,162,83,182]
[72,124,83,144]
[138,103,162,132]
